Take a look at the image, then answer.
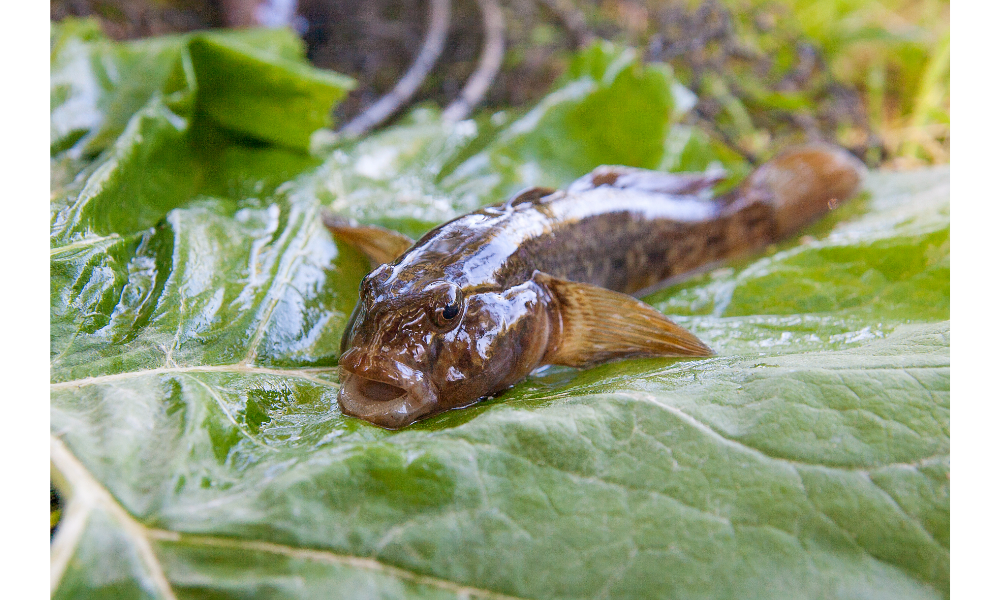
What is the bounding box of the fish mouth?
[337,353,438,429]
[351,377,407,402]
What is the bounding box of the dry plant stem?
[442,0,506,122]
[339,0,451,137]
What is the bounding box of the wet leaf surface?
[51,22,949,600]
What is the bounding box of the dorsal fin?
[567,165,727,196]
[505,186,557,208]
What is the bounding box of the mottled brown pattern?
[332,144,865,428]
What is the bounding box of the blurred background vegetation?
[51,0,949,169]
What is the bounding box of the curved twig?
[339,0,452,138]
[441,0,506,123]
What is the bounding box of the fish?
[324,143,865,429]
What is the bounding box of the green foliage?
[51,20,949,600]
[187,35,354,149]
[579,0,950,165]
[50,19,353,159]
[719,0,950,163]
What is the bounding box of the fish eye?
[433,300,462,328]
[428,281,463,328]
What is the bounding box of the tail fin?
[733,144,866,238]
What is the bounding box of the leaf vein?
[242,206,319,366]
[50,436,179,600]
[52,435,532,600]
[147,529,533,600]
[50,364,340,391]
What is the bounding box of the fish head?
[338,268,553,429]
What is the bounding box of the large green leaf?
[51,23,949,600]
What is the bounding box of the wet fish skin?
[331,143,866,428]
[338,269,555,428]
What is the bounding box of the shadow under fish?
[325,143,866,428]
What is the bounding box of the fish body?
[330,144,865,428]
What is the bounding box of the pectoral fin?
[535,272,713,368]
[322,211,414,266]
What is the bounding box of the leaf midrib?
[50,435,532,600]
[49,363,339,390]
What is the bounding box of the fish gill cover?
[50,20,948,600]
